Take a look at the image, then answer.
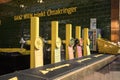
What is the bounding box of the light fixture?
[37,0,43,3]
[20,4,24,8]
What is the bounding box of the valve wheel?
[35,37,43,50]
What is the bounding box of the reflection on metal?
[19,37,26,49]
[39,64,70,75]
[9,77,18,80]
[94,54,103,57]
[77,57,91,63]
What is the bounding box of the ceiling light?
[20,4,24,8]
[37,0,43,3]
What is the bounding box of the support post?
[47,21,61,64]
[51,21,59,64]
[30,17,43,68]
[65,24,72,60]
[75,26,82,58]
[83,28,90,56]
[76,26,81,39]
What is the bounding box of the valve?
[35,37,43,50]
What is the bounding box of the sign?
[90,18,96,29]
[54,48,61,63]
[14,7,77,21]
[76,46,82,58]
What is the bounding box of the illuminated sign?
[14,7,77,21]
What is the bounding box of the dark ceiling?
[0,0,105,17]
[0,0,37,6]
[0,0,45,17]
[0,0,79,17]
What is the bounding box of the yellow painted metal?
[75,26,81,58]
[47,40,52,44]
[65,24,72,60]
[30,17,43,68]
[0,48,30,55]
[51,21,59,64]
[83,28,87,56]
[43,21,61,64]
[56,37,62,48]
[76,26,81,39]
[26,40,30,45]
[83,28,90,56]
